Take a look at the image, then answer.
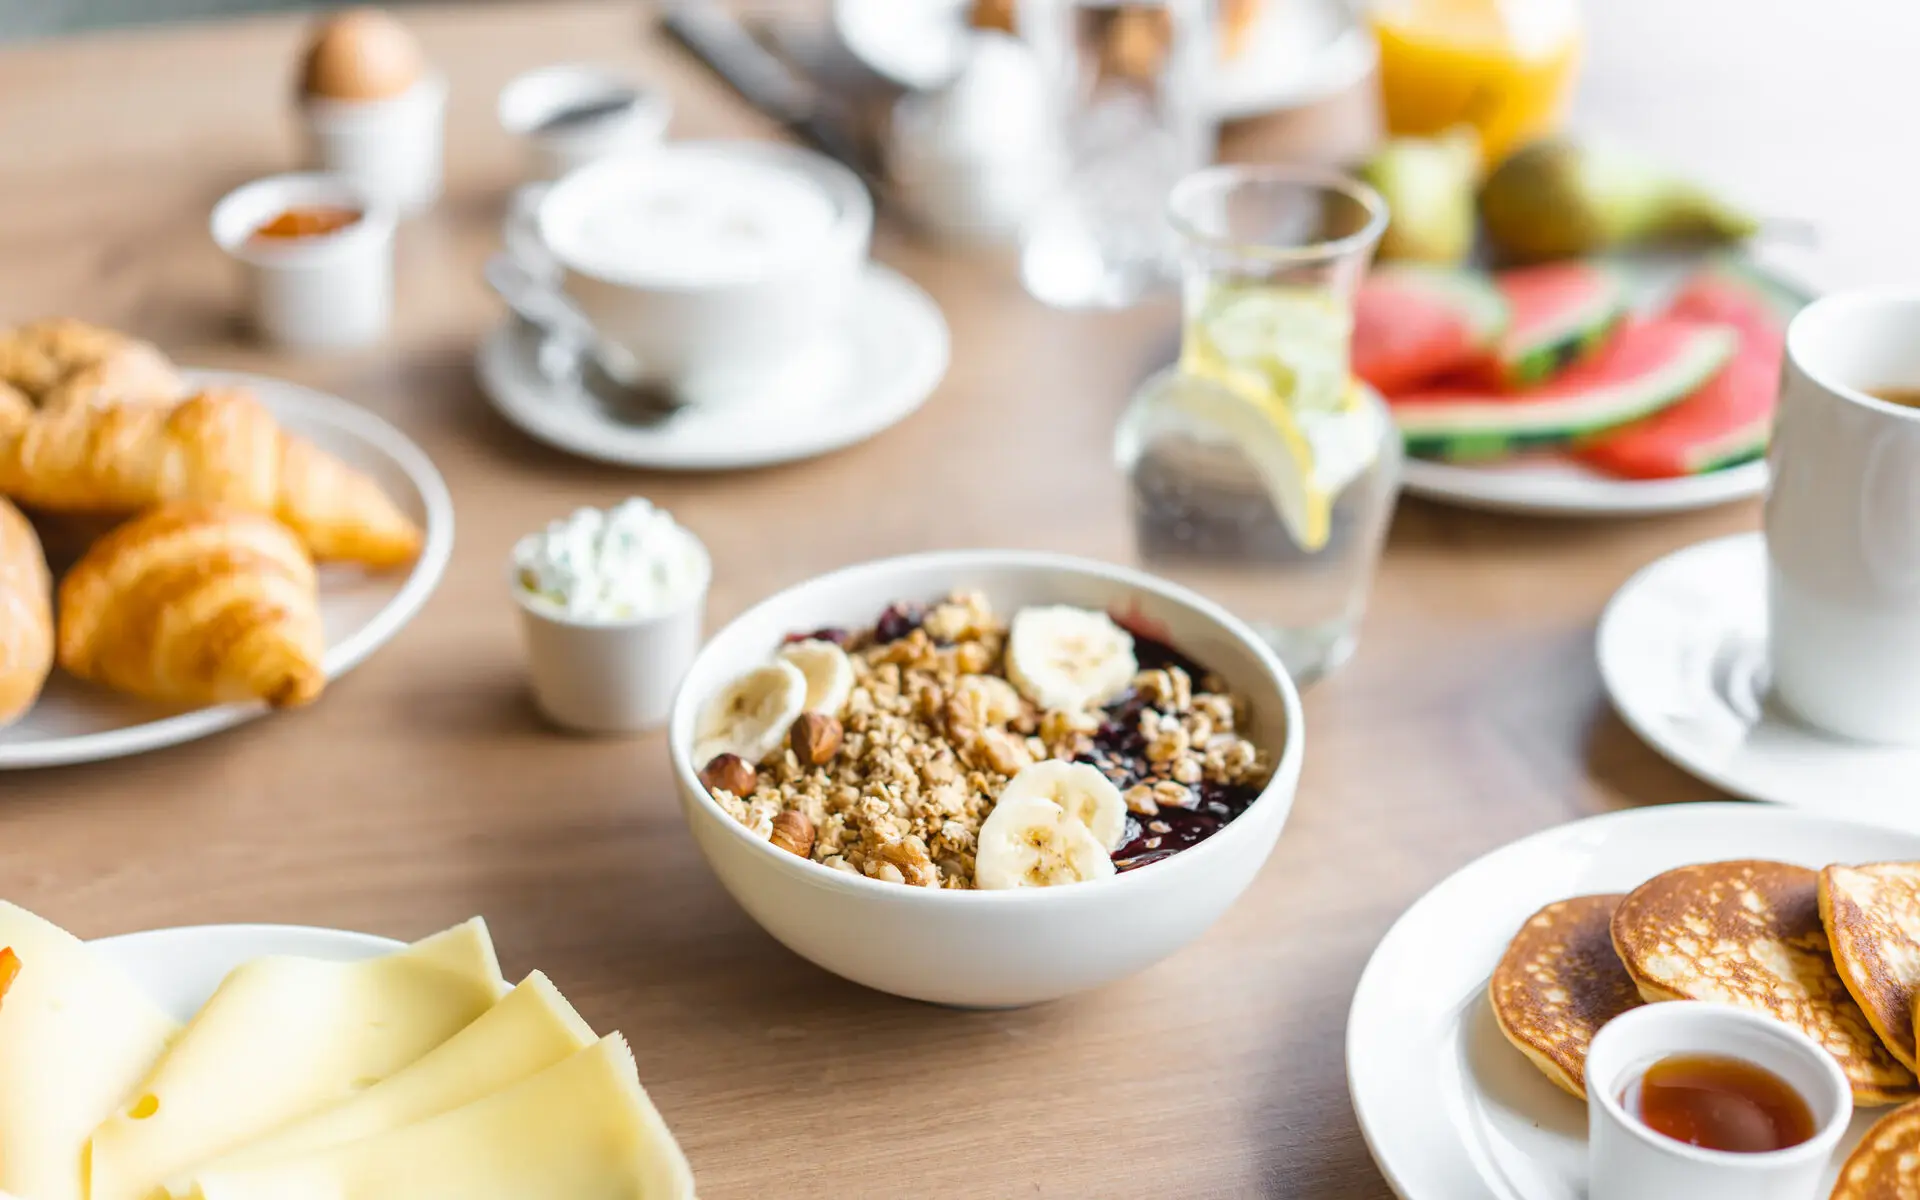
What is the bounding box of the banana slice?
[777,639,855,716]
[975,790,1118,890]
[693,660,807,767]
[1005,606,1137,712]
[996,760,1128,850]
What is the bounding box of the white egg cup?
[209,173,397,351]
[511,544,711,736]
[497,64,672,185]
[300,73,448,215]
[1585,1002,1852,1200]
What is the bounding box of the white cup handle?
[503,183,560,283]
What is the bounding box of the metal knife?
[660,2,881,189]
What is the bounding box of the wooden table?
[1,3,1914,1196]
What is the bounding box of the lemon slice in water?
[1184,283,1353,415]
[1145,373,1334,552]
[1175,283,1359,550]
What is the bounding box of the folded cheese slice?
[89,918,506,1200]
[0,902,178,1200]
[161,970,595,1192]
[179,1034,697,1200]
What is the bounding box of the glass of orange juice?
[1368,0,1583,162]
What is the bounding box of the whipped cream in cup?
[511,499,710,734]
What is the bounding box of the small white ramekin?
[209,173,397,351]
[510,543,711,735]
[299,73,448,215]
[497,64,672,185]
[668,550,1304,1008]
[1586,1002,1853,1200]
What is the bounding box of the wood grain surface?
[0,2,1913,1196]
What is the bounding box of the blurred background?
[0,0,439,39]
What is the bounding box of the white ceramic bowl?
[668,551,1305,1007]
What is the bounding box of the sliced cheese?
[163,970,595,1192]
[89,918,506,1200]
[182,1034,697,1200]
[0,902,178,1200]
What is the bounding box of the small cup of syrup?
[1585,1002,1852,1200]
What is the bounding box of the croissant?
[59,504,326,709]
[0,497,53,727]
[0,318,184,409]
[0,388,423,569]
[0,383,27,430]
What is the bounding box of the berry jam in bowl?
[669,551,1304,1007]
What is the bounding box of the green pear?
[1357,127,1481,266]
[1479,138,1761,263]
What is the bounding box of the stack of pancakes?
[1489,860,1920,1196]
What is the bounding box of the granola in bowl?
[691,590,1274,890]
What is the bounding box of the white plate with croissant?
[0,324,451,769]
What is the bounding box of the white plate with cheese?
[0,903,696,1199]
[0,370,453,771]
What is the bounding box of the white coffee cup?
[1768,289,1920,745]
[506,141,873,407]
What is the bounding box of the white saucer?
[0,371,454,771]
[1348,802,1920,1200]
[1402,455,1768,517]
[1597,532,1920,817]
[92,924,397,1019]
[831,0,1374,118]
[476,262,949,471]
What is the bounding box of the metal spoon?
[482,254,685,425]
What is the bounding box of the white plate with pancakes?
[1346,803,1920,1200]
[0,370,453,770]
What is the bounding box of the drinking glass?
[1017,0,1217,309]
[1115,164,1400,684]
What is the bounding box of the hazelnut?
[790,712,843,766]
[769,811,815,859]
[699,753,757,798]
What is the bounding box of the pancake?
[1832,1098,1920,1199]
[1489,893,1642,1097]
[1612,860,1918,1106]
[1822,863,1920,1073]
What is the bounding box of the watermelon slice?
[1487,262,1630,387]
[1351,266,1509,394]
[1390,317,1740,460]
[1576,262,1800,479]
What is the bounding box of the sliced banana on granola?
[777,638,855,716]
[1005,605,1138,712]
[693,660,807,768]
[998,760,1128,850]
[974,761,1127,889]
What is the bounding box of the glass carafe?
[1115,164,1401,684]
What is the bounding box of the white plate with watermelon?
[1357,255,1811,517]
